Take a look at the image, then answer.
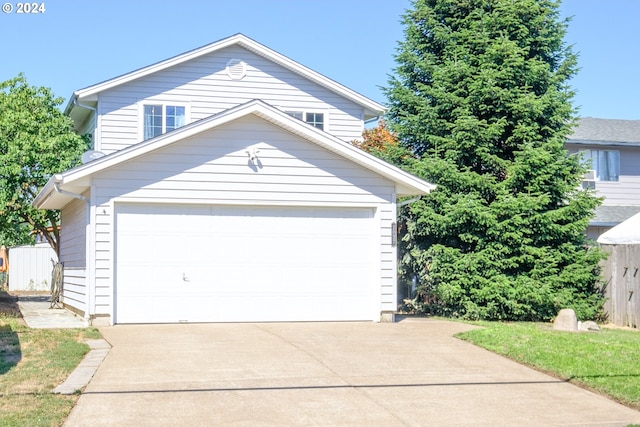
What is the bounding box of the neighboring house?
[33,34,435,325]
[566,117,640,240]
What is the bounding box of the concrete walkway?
[16,295,110,395]
[17,295,87,328]
[64,320,640,426]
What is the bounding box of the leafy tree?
[351,120,420,179]
[0,74,89,254]
[385,0,604,320]
[352,120,399,154]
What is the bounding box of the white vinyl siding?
[97,46,365,153]
[59,197,87,314]
[89,115,396,320]
[379,204,398,312]
[94,116,393,204]
[60,197,86,267]
[62,268,86,315]
[94,202,112,314]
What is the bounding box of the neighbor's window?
[285,111,325,131]
[143,104,186,140]
[582,149,620,181]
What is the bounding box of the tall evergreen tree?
[385,0,604,320]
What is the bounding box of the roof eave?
[32,174,82,210]
[567,139,640,147]
[248,103,433,196]
[69,34,386,116]
[37,100,433,203]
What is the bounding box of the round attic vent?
[81,150,106,164]
[226,58,247,80]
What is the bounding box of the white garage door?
[114,204,376,323]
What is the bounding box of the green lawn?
[456,322,640,410]
[0,292,100,427]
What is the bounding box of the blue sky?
[1,0,638,119]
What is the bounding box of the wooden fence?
[600,244,640,328]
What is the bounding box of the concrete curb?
[53,339,111,395]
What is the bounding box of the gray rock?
[579,320,601,332]
[553,308,578,331]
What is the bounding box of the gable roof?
[568,117,640,147]
[66,33,385,120]
[35,100,434,210]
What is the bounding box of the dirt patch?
[0,292,22,318]
[601,323,640,332]
[0,290,26,326]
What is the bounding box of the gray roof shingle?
[568,117,640,145]
[591,205,640,226]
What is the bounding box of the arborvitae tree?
[385,0,604,320]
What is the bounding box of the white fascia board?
[51,101,432,199]
[32,173,80,210]
[237,38,386,115]
[45,101,273,196]
[249,103,434,195]
[32,175,60,209]
[69,34,385,116]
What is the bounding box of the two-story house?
[33,34,435,325]
[566,117,640,240]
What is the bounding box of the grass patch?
[457,322,640,410]
[0,291,101,427]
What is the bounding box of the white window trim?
[138,101,191,141]
[580,149,620,182]
[282,108,330,132]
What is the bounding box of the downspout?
[394,195,425,308]
[394,195,423,247]
[394,196,423,243]
[364,116,380,126]
[73,98,98,150]
[73,98,96,113]
[53,182,92,324]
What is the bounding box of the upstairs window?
[285,111,325,131]
[582,149,620,181]
[305,112,324,130]
[143,104,186,140]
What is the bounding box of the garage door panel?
[115,204,376,323]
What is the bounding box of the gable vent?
[226,58,247,80]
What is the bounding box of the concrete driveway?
[65,319,640,426]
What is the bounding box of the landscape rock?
[553,308,578,331]
[579,320,601,332]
